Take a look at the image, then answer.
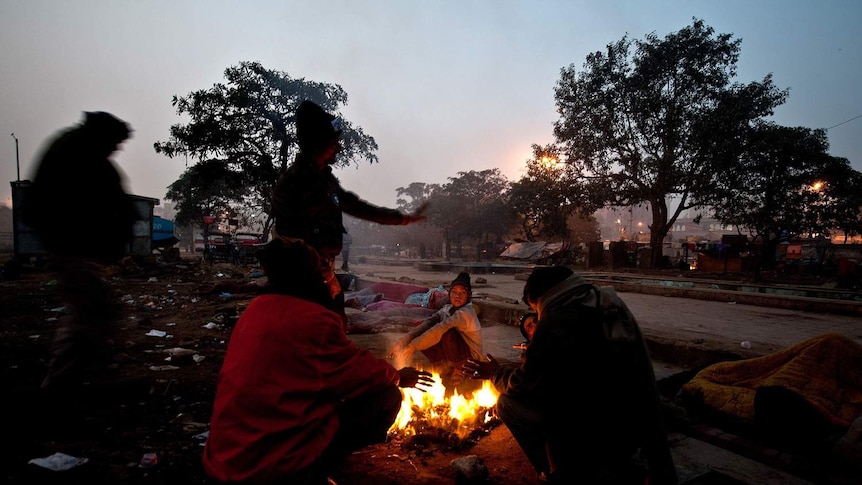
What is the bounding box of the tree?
[426,169,514,259]
[703,123,848,269]
[822,164,862,244]
[553,18,787,267]
[507,144,593,241]
[155,61,378,230]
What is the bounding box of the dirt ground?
[0,255,548,485]
[1,254,858,485]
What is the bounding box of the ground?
[1,255,857,484]
[0,256,544,485]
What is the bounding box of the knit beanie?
[82,111,132,145]
[450,272,472,293]
[296,100,342,150]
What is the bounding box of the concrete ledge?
[588,279,862,317]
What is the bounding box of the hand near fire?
[461,354,500,380]
[387,338,414,362]
[397,367,434,391]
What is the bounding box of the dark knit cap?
[450,271,472,292]
[296,100,342,150]
[522,266,573,304]
[82,111,132,144]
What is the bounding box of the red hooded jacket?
[202,293,400,482]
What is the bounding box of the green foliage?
[155,61,378,228]
[553,18,787,267]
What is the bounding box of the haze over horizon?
[2,1,860,212]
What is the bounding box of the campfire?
[389,370,499,440]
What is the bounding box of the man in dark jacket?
[462,266,678,484]
[271,100,427,324]
[23,111,136,392]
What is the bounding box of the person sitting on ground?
[462,266,677,484]
[387,272,483,388]
[202,238,433,484]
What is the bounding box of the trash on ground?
[139,452,158,468]
[28,452,89,471]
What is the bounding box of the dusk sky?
[2,1,860,211]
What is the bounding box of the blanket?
[681,333,862,429]
[345,281,443,334]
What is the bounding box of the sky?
[2,0,861,212]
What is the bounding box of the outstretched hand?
[460,354,500,380]
[397,367,434,391]
[404,202,429,224]
[387,339,413,361]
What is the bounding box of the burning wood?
[389,370,500,446]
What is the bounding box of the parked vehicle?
[231,232,264,265]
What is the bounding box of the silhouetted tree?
[703,123,851,269]
[508,144,593,241]
[553,18,787,267]
[156,61,378,230]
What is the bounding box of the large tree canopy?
[553,18,787,267]
[703,123,858,267]
[156,61,378,230]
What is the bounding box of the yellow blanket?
[681,333,862,427]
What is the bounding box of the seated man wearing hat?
[388,272,483,389]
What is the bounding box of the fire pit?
[389,371,500,450]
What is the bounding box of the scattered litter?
[727,301,737,305]
[194,430,209,441]
[28,452,88,471]
[202,322,221,329]
[740,340,752,349]
[191,297,200,303]
[451,455,488,480]
[149,365,180,371]
[192,354,206,363]
[139,452,158,468]
[167,322,176,326]
[163,347,195,357]
[28,335,40,339]
[49,306,66,313]
[146,329,167,338]
[45,280,57,286]
[219,292,232,299]
[147,277,158,282]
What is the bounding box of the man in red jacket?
[203,238,432,484]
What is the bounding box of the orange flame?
[389,371,499,439]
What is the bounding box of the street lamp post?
[11,133,20,181]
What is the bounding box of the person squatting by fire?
[462,265,678,484]
[202,238,433,484]
[387,271,483,389]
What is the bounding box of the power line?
[826,114,862,130]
